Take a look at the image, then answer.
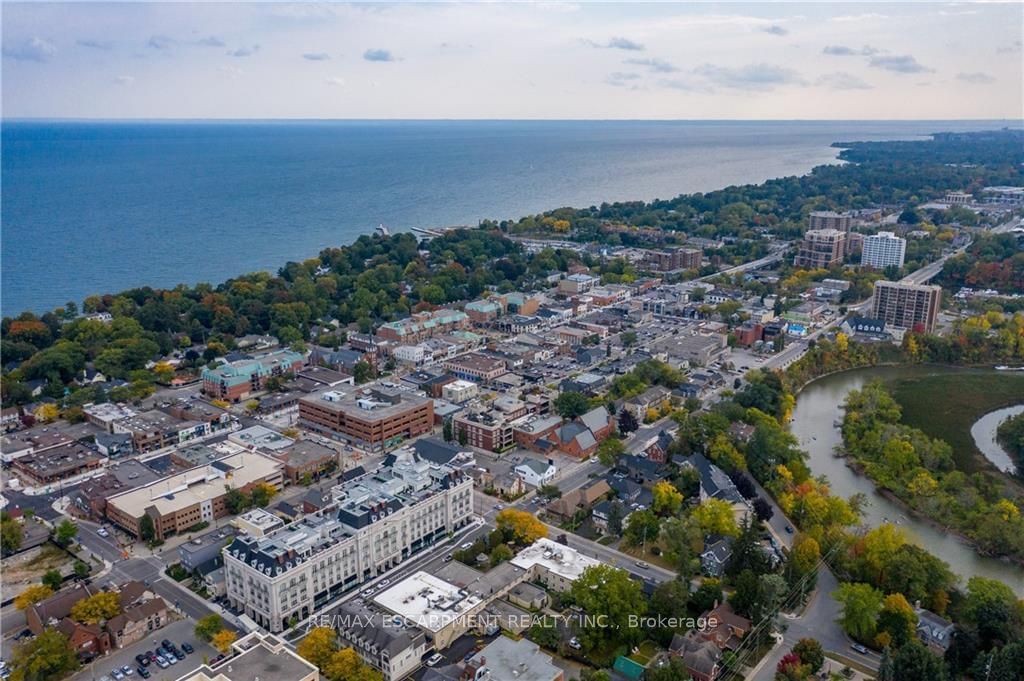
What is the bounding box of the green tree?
[489,543,513,567]
[623,508,660,547]
[73,561,90,580]
[353,360,375,384]
[877,593,918,649]
[692,498,740,537]
[569,564,646,651]
[606,500,625,536]
[834,582,883,642]
[53,518,78,547]
[195,614,223,642]
[42,569,63,591]
[597,436,625,466]
[690,578,723,613]
[8,629,79,681]
[224,486,248,514]
[554,391,591,419]
[879,642,947,681]
[1,514,23,553]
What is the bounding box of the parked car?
[426,653,444,667]
[569,637,582,650]
[97,528,109,537]
[461,542,473,550]
[134,654,149,667]
[634,561,650,569]
[851,643,869,655]
[154,656,169,669]
[443,553,453,562]
[137,668,150,679]
[121,666,134,676]
[111,670,125,681]
[181,643,194,654]
[161,640,173,650]
[784,525,794,534]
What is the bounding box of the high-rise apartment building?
[794,229,846,269]
[871,281,941,332]
[862,232,907,269]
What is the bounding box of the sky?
[2,1,1022,120]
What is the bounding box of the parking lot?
[67,619,217,681]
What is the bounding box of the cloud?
[605,72,641,87]
[624,57,678,73]
[227,45,260,57]
[823,44,878,56]
[218,65,243,79]
[77,39,112,50]
[815,72,872,90]
[147,34,175,50]
[694,62,805,91]
[830,13,888,23]
[303,52,330,61]
[2,36,56,62]
[996,40,1022,54]
[114,75,135,86]
[760,25,788,36]
[957,71,995,84]
[585,36,644,51]
[363,48,395,62]
[868,54,933,73]
[326,77,346,87]
[195,36,225,47]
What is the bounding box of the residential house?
[515,459,557,488]
[670,633,722,681]
[622,386,672,420]
[545,479,611,521]
[700,537,734,577]
[915,606,956,653]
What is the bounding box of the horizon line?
[4,116,1023,124]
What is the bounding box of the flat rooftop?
[299,383,431,421]
[107,451,282,518]
[372,570,483,633]
[229,425,295,451]
[474,636,561,681]
[511,537,600,582]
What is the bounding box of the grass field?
[887,372,1024,473]
[628,640,659,666]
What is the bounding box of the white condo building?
[861,231,907,269]
[223,451,473,632]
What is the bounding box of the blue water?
[1,119,1015,314]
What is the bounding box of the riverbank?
[789,365,1024,594]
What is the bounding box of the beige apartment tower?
[871,281,941,333]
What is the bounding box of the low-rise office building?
[224,451,473,632]
[299,384,434,452]
[11,442,104,486]
[106,451,283,540]
[201,350,305,403]
[377,309,469,343]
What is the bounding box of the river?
[790,365,1024,595]
[971,404,1024,476]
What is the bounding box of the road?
[695,250,788,284]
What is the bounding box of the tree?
[877,593,918,649]
[692,498,740,537]
[752,497,774,521]
[457,427,468,447]
[70,592,120,624]
[298,627,339,669]
[14,584,53,610]
[776,651,809,681]
[652,480,684,516]
[73,561,90,580]
[569,564,646,651]
[624,509,659,547]
[8,629,79,681]
[495,508,546,544]
[244,399,260,413]
[34,403,60,423]
[53,519,78,547]
[538,484,562,499]
[489,543,513,567]
[690,578,723,613]
[659,516,702,575]
[442,419,453,442]
[139,514,156,542]
[645,657,692,681]
[620,331,638,347]
[353,360,375,385]
[834,582,883,642]
[554,391,591,419]
[527,616,562,651]
[791,638,824,673]
[323,647,383,681]
[249,481,278,508]
[42,569,63,591]
[211,629,237,654]
[597,436,625,466]
[606,500,625,536]
[618,408,639,434]
[879,642,947,681]
[1,514,23,553]
[195,614,223,642]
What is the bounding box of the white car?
[460,542,473,550]
[97,528,110,537]
[426,653,444,667]
[378,579,390,588]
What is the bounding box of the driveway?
[67,618,217,681]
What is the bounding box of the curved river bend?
[790,365,1024,596]
[971,404,1024,476]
